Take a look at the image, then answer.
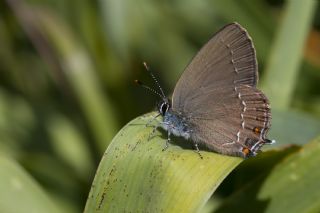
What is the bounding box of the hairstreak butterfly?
[136,22,275,158]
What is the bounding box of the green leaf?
[202,145,301,213]
[84,113,243,212]
[0,155,61,213]
[258,137,320,213]
[212,137,320,213]
[36,9,119,153]
[261,0,318,109]
[269,109,320,147]
[47,114,94,180]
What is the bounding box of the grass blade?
[0,155,61,213]
[261,0,318,109]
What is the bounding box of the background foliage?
[0,0,320,212]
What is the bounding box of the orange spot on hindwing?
[242,147,250,156]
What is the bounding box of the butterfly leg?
[145,113,161,127]
[162,131,171,151]
[147,124,160,141]
[146,114,162,141]
[194,142,203,159]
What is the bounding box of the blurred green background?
[0,0,320,212]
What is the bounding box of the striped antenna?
[143,62,166,98]
[134,80,164,99]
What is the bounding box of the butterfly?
[137,23,275,158]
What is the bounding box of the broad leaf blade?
[213,137,320,213]
[268,109,320,147]
[258,137,320,213]
[0,155,61,213]
[84,113,243,212]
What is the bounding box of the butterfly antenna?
[134,80,164,99]
[143,62,166,98]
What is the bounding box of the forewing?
[172,22,258,111]
[171,23,270,156]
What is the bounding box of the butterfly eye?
[159,102,169,115]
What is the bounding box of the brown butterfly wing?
[184,85,271,157]
[172,23,258,108]
[172,23,271,157]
